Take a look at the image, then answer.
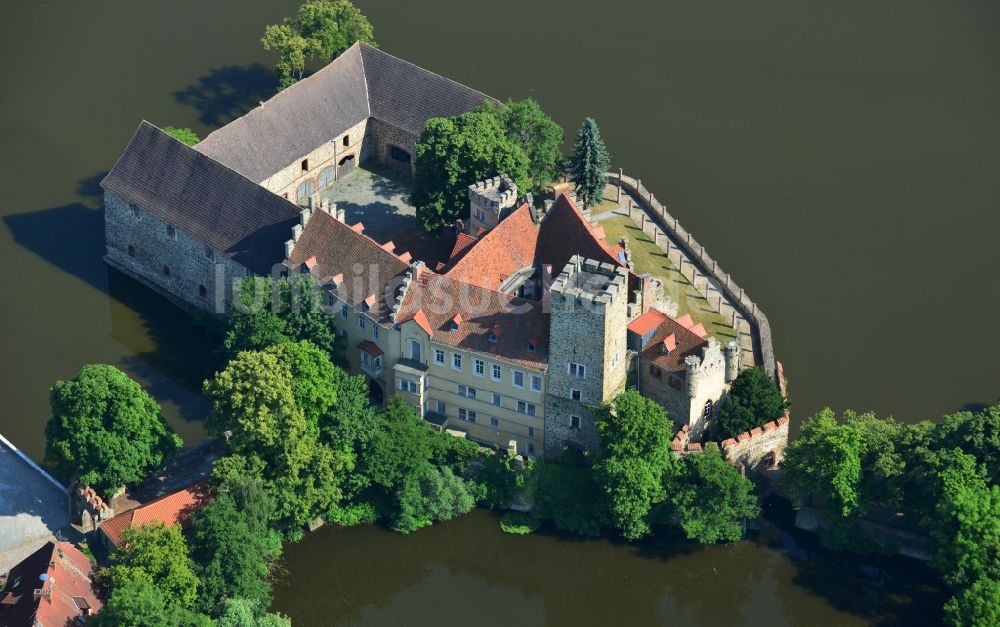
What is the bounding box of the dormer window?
[488,332,498,343]
[450,313,462,332]
[527,342,536,352]
[527,335,540,353]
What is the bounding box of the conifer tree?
[567,117,611,207]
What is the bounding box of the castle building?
[101,43,763,458]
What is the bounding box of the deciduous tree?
[479,99,564,193]
[91,579,212,627]
[412,111,530,232]
[101,523,201,610]
[45,364,181,496]
[668,447,760,543]
[593,390,678,540]
[943,577,1000,627]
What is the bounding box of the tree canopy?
[162,126,200,146]
[668,447,760,543]
[45,364,181,495]
[713,366,788,440]
[101,523,201,610]
[262,0,375,89]
[223,275,337,364]
[412,110,530,232]
[478,99,564,194]
[91,579,212,627]
[593,390,677,540]
[567,117,610,207]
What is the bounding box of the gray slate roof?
[195,43,494,183]
[101,122,300,275]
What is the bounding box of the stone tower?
[468,174,517,234]
[723,339,741,383]
[543,256,630,456]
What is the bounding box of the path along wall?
[607,171,776,381]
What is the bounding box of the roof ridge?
[359,43,499,106]
[356,42,372,118]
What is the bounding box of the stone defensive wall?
[606,171,777,381]
[670,415,790,474]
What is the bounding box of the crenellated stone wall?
[721,415,790,474]
[104,191,249,312]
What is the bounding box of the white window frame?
[491,392,501,406]
[358,315,366,330]
[452,353,462,371]
[398,378,418,393]
[530,375,542,392]
[571,388,582,401]
[434,349,446,365]
[512,370,524,389]
[490,416,500,428]
[474,359,485,377]
[372,325,379,340]
[568,362,586,378]
[491,364,502,381]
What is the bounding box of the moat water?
[1,0,996,624]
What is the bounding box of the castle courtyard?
[318,164,456,268]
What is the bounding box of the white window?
[491,392,501,406]
[458,408,477,423]
[358,315,366,330]
[373,356,382,370]
[468,387,477,400]
[458,384,466,396]
[570,415,581,429]
[372,325,379,340]
[341,305,348,318]
[474,208,486,222]
[512,370,524,388]
[408,339,422,362]
[571,389,582,401]
[434,349,445,365]
[325,292,335,307]
[452,353,462,370]
[398,378,418,393]
[458,385,477,400]
[474,359,485,377]
[491,364,502,381]
[530,375,542,392]
[517,401,536,416]
[490,417,500,428]
[568,362,586,378]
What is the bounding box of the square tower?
[468,174,518,234]
[543,256,630,456]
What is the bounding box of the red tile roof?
[0,541,102,625]
[627,309,668,336]
[286,210,409,325]
[396,273,549,371]
[444,203,538,290]
[639,312,709,374]
[537,193,622,273]
[357,339,384,357]
[447,232,479,264]
[98,482,211,549]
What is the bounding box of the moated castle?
[101,43,784,463]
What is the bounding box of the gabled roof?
[640,314,709,374]
[195,43,493,183]
[0,541,102,626]
[98,482,211,549]
[444,203,538,290]
[628,309,668,336]
[396,273,549,371]
[538,193,623,273]
[101,122,300,275]
[286,209,409,325]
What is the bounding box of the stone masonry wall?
[608,171,776,381]
[721,415,790,474]
[104,190,249,312]
[369,119,417,176]
[262,118,370,201]
[543,258,630,457]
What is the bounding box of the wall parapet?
[607,171,777,382]
[721,415,789,473]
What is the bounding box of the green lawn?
[600,214,737,343]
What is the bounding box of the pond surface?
[0,0,995,624]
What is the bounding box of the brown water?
[1,0,995,624]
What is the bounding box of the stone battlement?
[721,415,790,474]
[468,174,517,210]
[550,255,628,308]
